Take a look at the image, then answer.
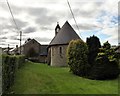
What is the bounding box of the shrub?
[89,52,119,80]
[2,55,25,94]
[67,39,90,77]
[114,53,120,69]
[86,35,101,66]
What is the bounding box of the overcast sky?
[0,0,119,48]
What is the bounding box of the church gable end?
[48,21,81,67]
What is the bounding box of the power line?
[67,0,80,33]
[67,0,77,28]
[6,0,22,54]
[6,0,19,31]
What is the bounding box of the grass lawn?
[10,61,119,94]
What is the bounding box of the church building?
[48,21,81,66]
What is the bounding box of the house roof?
[23,39,41,46]
[49,21,81,46]
[10,39,41,52]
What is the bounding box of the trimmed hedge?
[2,55,25,94]
[67,39,90,77]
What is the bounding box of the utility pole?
[20,31,22,55]
[7,44,9,55]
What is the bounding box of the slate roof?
[49,21,81,46]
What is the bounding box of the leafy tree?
[86,35,101,66]
[103,41,111,49]
[89,52,119,80]
[67,39,90,77]
[27,48,37,57]
[89,41,119,80]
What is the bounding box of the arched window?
[59,47,63,58]
[60,47,62,54]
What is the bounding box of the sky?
[0,0,119,48]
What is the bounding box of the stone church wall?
[51,45,68,67]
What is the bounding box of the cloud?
[35,37,51,42]
[23,27,37,33]
[29,7,58,26]
[73,23,100,30]
[9,36,19,40]
[40,26,53,31]
[35,16,57,26]
[0,0,119,47]
[0,37,7,40]
[14,19,28,29]
[28,7,48,17]
[71,2,103,18]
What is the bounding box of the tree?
[27,48,37,57]
[86,35,101,66]
[67,39,90,77]
[89,41,119,80]
[103,41,111,50]
[89,52,119,80]
[25,38,32,43]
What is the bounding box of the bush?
[114,53,120,69]
[2,55,25,94]
[89,53,119,80]
[67,39,90,77]
[86,35,101,66]
[88,40,119,80]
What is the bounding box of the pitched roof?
[23,39,41,46]
[49,21,81,46]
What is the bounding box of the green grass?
[10,61,119,94]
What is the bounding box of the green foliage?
[89,53,119,80]
[67,37,119,80]
[86,35,101,66]
[2,55,25,94]
[67,39,90,77]
[114,53,120,69]
[86,40,119,80]
[103,41,111,49]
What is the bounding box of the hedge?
[2,55,25,94]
